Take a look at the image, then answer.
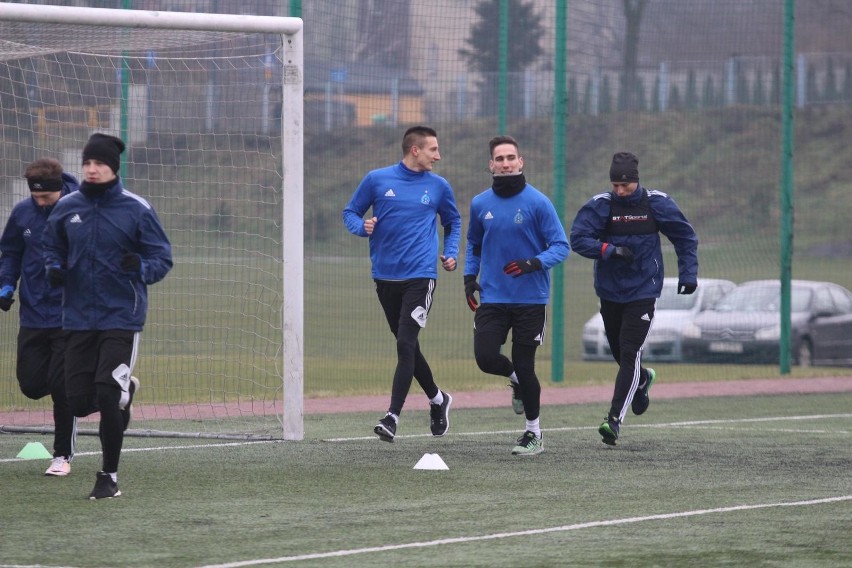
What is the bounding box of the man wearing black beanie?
[81,132,125,174]
[570,151,698,446]
[43,132,173,499]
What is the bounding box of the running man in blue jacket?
[464,135,569,456]
[343,126,461,443]
[570,152,698,446]
[43,133,173,499]
[0,158,79,476]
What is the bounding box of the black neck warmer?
[492,173,526,198]
[80,178,119,198]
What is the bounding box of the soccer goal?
[0,3,304,440]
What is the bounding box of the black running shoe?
[632,368,656,416]
[430,391,452,436]
[88,471,121,500]
[374,414,396,443]
[598,414,621,446]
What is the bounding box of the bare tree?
[621,0,649,111]
[354,0,411,69]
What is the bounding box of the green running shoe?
[599,415,620,446]
[511,431,544,456]
[631,368,656,416]
[509,382,524,415]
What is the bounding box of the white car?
[581,277,736,362]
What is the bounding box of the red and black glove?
[464,275,481,312]
[603,243,634,264]
[502,258,542,278]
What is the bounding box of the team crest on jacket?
[421,191,431,205]
[514,209,524,224]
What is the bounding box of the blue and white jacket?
[42,179,173,331]
[0,173,79,328]
[342,162,461,280]
[570,184,698,303]
[465,183,569,304]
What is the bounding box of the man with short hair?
[343,125,461,443]
[0,157,79,476]
[570,151,698,446]
[464,135,569,456]
[43,133,173,498]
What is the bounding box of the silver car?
[581,277,736,362]
[681,279,852,366]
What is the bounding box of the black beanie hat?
[82,133,125,174]
[609,151,639,183]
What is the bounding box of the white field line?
[1,496,849,568]
[322,413,852,442]
[2,413,849,462]
[197,495,852,568]
[0,440,277,463]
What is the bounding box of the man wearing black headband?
[570,152,698,446]
[0,157,79,476]
[43,133,173,500]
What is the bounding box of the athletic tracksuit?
[42,178,172,473]
[342,161,461,416]
[0,173,79,460]
[570,185,698,422]
[43,180,173,332]
[464,180,570,421]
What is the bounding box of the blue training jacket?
[465,183,569,304]
[342,162,461,280]
[570,184,698,303]
[0,173,79,328]
[42,179,173,331]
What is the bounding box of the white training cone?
[413,453,449,470]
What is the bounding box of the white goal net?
[0,3,304,440]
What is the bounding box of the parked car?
[681,279,852,366]
[581,277,736,362]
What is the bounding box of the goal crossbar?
[0,2,302,35]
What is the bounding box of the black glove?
[46,266,66,288]
[120,252,142,273]
[612,246,634,264]
[678,281,697,295]
[464,275,482,312]
[0,285,14,312]
[502,257,542,278]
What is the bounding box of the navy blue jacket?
[42,179,173,331]
[570,185,698,303]
[0,173,79,328]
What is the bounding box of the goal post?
[0,3,304,440]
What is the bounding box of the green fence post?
[551,0,567,383]
[779,0,795,374]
